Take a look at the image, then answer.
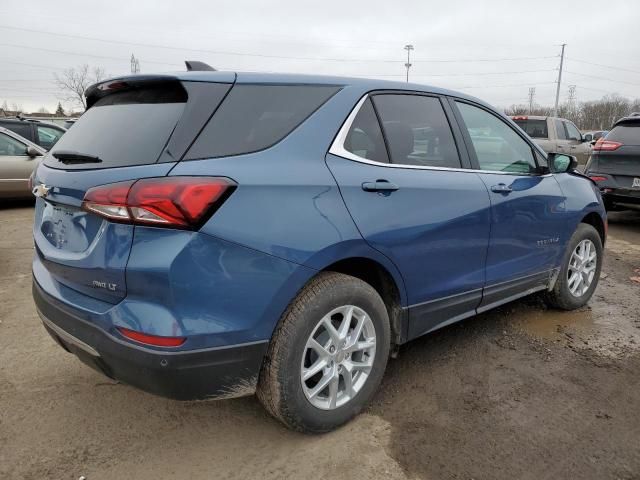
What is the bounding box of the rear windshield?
[185,84,340,159]
[607,123,640,145]
[45,83,187,169]
[513,119,548,139]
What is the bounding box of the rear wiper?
[52,150,103,165]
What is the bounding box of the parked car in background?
[511,115,591,164]
[0,126,45,198]
[63,119,78,129]
[0,117,66,151]
[585,114,640,210]
[583,130,608,144]
[32,69,606,432]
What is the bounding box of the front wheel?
[546,223,603,310]
[257,272,390,433]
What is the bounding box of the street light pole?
[404,44,414,83]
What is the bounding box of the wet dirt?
[1,204,639,480]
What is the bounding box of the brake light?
[593,138,622,151]
[118,327,186,347]
[589,176,608,182]
[82,177,236,229]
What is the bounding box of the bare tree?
[54,64,106,111]
[37,106,49,114]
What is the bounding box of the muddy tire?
[545,223,603,310]
[257,272,390,433]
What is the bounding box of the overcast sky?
[1,0,639,113]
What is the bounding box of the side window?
[37,126,65,149]
[372,94,461,168]
[555,119,567,140]
[455,102,537,174]
[564,121,582,141]
[344,98,389,163]
[2,122,32,141]
[0,133,28,156]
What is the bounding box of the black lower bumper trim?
[33,280,268,401]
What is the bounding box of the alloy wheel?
[567,239,598,297]
[300,305,376,410]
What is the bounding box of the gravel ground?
[1,203,639,480]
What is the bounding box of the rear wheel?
[546,223,603,310]
[257,272,390,433]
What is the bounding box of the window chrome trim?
[329,93,551,177]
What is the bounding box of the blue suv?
[31,68,606,432]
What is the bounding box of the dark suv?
[586,114,640,210]
[0,118,66,151]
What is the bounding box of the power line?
[0,42,181,66]
[357,68,556,78]
[566,57,640,76]
[564,70,640,87]
[0,25,557,64]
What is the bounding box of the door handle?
[490,183,512,194]
[362,180,399,192]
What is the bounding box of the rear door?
[327,92,491,339]
[32,78,233,303]
[452,100,566,312]
[0,131,35,196]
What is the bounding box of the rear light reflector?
[592,139,622,151]
[589,176,608,182]
[82,177,236,229]
[118,327,186,347]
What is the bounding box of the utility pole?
[404,44,414,83]
[553,43,566,117]
[528,87,536,114]
[130,54,140,74]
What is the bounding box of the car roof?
[0,117,66,130]
[87,70,497,111]
[613,113,640,127]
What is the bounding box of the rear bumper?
[601,189,640,206]
[34,280,268,400]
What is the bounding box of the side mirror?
[549,152,578,173]
[583,134,592,143]
[26,146,42,158]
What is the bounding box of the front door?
[327,93,491,339]
[452,100,567,312]
[0,132,35,197]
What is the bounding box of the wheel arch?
[580,211,606,245]
[319,256,407,347]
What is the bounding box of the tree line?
[505,94,640,131]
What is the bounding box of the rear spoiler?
[85,75,181,108]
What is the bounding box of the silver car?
[0,126,45,199]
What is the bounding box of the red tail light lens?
[82,177,236,229]
[593,138,622,151]
[118,327,186,347]
[589,176,608,182]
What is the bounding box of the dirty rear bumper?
[33,280,268,401]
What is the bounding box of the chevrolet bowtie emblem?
[32,184,51,198]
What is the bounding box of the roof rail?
[185,61,216,72]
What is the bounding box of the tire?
[257,272,390,433]
[545,223,603,310]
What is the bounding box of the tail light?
[589,175,609,182]
[593,138,622,151]
[118,327,186,347]
[82,177,236,229]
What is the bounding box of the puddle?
[514,297,640,358]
